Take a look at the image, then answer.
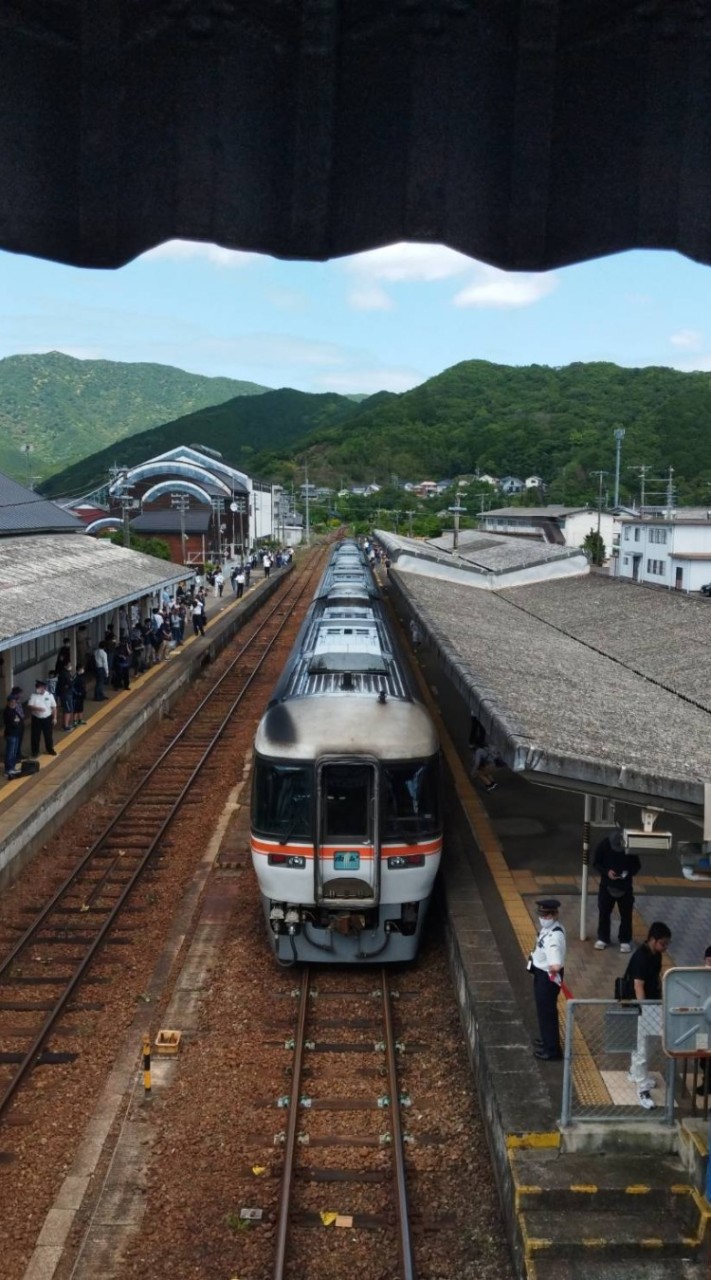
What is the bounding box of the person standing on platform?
[28,678,57,757]
[72,665,87,726]
[215,569,224,598]
[93,641,109,700]
[528,898,566,1061]
[10,685,25,760]
[235,567,245,599]
[626,920,671,1109]
[593,827,641,954]
[3,693,23,778]
[192,597,206,637]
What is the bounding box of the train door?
[315,760,380,908]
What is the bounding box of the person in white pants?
[626,921,672,1109]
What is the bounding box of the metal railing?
[560,999,675,1126]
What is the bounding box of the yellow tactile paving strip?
[403,649,610,1108]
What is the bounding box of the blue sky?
[2,240,710,395]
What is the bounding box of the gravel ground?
[115,856,513,1280]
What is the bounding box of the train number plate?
[334,851,360,871]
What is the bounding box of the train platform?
[398,604,711,1278]
[0,571,286,883]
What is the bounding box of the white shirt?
[531,920,566,972]
[94,646,109,675]
[27,689,57,719]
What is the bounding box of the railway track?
[273,965,416,1280]
[0,551,327,1126]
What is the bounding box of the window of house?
[624,527,630,541]
[634,527,640,541]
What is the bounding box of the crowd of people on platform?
[3,548,294,781]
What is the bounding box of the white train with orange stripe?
[251,540,442,963]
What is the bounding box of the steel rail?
[381,967,417,1280]
[273,967,311,1280]
[0,564,312,983]
[0,555,326,1123]
[273,967,416,1280]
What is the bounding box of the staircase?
[511,1147,710,1279]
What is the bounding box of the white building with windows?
[617,510,711,592]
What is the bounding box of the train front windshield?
[382,758,440,840]
[253,762,312,841]
[253,755,440,843]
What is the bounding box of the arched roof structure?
[84,517,124,535]
[141,480,213,507]
[4,5,711,272]
[109,461,232,499]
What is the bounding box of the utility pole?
[631,464,650,514]
[667,465,675,516]
[590,470,607,535]
[405,508,415,537]
[304,462,310,547]
[109,465,134,547]
[171,492,189,563]
[613,427,625,508]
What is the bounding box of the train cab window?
[252,760,312,840]
[382,757,440,840]
[322,764,371,841]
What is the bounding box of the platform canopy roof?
[0,534,188,652]
[393,563,711,816]
[4,4,711,272]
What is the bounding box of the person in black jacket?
[593,827,641,953]
[3,693,23,778]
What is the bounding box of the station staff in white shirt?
[27,678,58,758]
[528,897,566,1061]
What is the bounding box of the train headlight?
[387,854,425,869]
[268,854,307,869]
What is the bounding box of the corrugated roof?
[0,534,188,650]
[0,472,84,535]
[395,567,711,812]
[482,507,590,520]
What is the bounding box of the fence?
[560,999,676,1126]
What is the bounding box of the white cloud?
[670,328,703,351]
[141,240,260,269]
[347,284,394,311]
[204,333,347,368]
[343,241,558,310]
[453,266,558,309]
[313,366,423,394]
[346,242,474,284]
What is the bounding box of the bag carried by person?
[614,963,636,1002]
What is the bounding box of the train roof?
[254,696,438,760]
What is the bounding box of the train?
[250,540,442,963]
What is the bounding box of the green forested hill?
[283,360,711,503]
[39,387,377,498]
[0,352,267,481]
[38,358,711,506]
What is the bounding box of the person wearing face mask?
[527,898,567,1061]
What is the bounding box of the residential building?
[499,475,525,495]
[617,509,711,592]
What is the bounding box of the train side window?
[252,759,312,839]
[382,757,440,839]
